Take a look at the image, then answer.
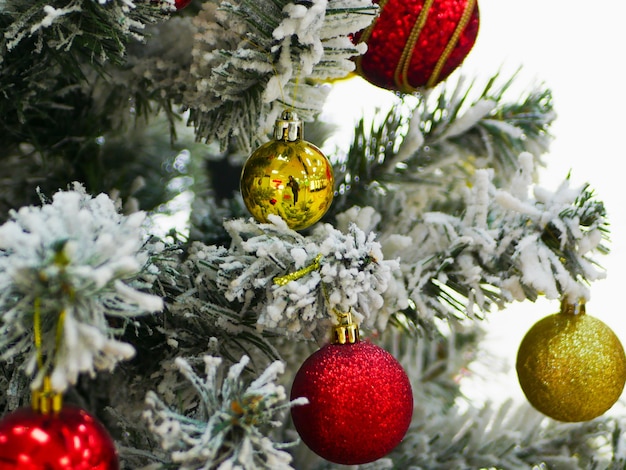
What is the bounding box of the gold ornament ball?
[516,301,626,422]
[241,112,334,231]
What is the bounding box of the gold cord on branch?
[273,254,323,286]
[33,297,44,371]
[31,298,65,414]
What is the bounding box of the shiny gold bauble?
[516,300,626,422]
[240,111,334,231]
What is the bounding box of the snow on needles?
[185,152,608,340]
[188,214,397,340]
[187,0,375,151]
[339,153,608,323]
[495,153,607,303]
[144,354,301,470]
[0,183,163,391]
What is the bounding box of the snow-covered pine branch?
[393,398,623,469]
[152,239,282,363]
[186,0,377,152]
[333,73,555,217]
[337,153,608,331]
[0,183,163,391]
[495,154,608,303]
[187,215,399,340]
[1,0,172,64]
[144,354,302,470]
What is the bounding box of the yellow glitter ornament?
[516,299,626,422]
[240,111,334,231]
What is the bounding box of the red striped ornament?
[354,0,479,92]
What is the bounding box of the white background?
[323,0,626,406]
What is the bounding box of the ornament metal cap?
[561,298,586,316]
[273,110,303,142]
[31,376,63,414]
[332,309,360,345]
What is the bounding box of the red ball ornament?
[354,0,480,92]
[174,0,192,9]
[0,405,119,469]
[290,340,413,465]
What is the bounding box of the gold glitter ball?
[516,301,626,422]
[240,111,334,231]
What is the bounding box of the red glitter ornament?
[0,405,119,469]
[354,0,480,92]
[290,340,413,465]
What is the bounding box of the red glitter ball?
[354,0,480,91]
[0,405,119,469]
[290,340,413,465]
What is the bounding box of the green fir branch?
[2,0,172,66]
[334,158,610,335]
[0,1,165,123]
[148,242,282,365]
[330,71,555,217]
[333,104,408,210]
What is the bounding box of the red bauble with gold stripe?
[354,0,479,92]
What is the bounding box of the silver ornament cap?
[273,110,303,142]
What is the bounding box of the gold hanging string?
[273,253,323,286]
[33,297,68,375]
[33,297,44,371]
[31,298,66,414]
[55,309,66,356]
[290,61,303,113]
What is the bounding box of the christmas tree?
[1,0,626,468]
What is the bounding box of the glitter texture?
[516,309,626,422]
[354,0,479,92]
[290,340,413,465]
[0,405,119,469]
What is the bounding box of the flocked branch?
[0,183,163,391]
[186,0,377,151]
[144,354,303,469]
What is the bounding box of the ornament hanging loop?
[32,298,66,414]
[332,309,360,345]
